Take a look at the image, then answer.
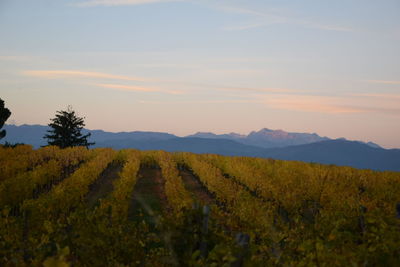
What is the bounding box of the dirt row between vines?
[33,161,85,199]
[178,167,215,206]
[85,161,124,208]
[126,163,219,221]
[82,159,240,224]
[128,165,168,222]
[83,159,263,225]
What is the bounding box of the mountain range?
[1,124,398,171]
[187,129,381,149]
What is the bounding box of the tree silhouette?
[0,98,11,140]
[44,106,94,148]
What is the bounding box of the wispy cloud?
[95,83,183,95]
[199,99,260,104]
[138,99,261,104]
[23,69,187,94]
[75,0,183,7]
[74,1,351,33]
[310,24,353,32]
[264,95,363,114]
[217,6,283,20]
[218,5,353,32]
[217,86,304,94]
[365,80,400,85]
[352,93,400,99]
[223,23,274,31]
[0,55,35,62]
[95,83,156,92]
[22,69,299,96]
[263,94,400,115]
[23,70,146,82]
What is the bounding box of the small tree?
[0,98,11,140]
[44,106,94,148]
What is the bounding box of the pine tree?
[44,106,94,148]
[0,98,11,140]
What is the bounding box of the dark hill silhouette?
[94,137,265,155]
[95,138,400,171]
[188,128,381,148]
[1,124,48,147]
[187,128,329,148]
[257,139,400,171]
[1,124,177,148]
[2,124,399,171]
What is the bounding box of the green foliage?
[0,98,11,140]
[44,106,94,148]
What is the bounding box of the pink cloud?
[75,0,183,7]
[23,70,146,82]
[95,83,183,95]
[262,94,400,115]
[365,80,400,85]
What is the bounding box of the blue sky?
[0,0,399,148]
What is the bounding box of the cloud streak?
[22,69,300,96]
[217,86,304,94]
[23,70,147,82]
[264,95,363,114]
[263,94,400,115]
[23,69,184,94]
[352,93,400,99]
[130,93,400,116]
[138,99,261,105]
[75,0,183,7]
[365,80,400,85]
[218,5,353,32]
[95,83,183,95]
[22,69,399,115]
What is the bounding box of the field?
[0,145,399,266]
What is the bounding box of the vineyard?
[0,145,399,266]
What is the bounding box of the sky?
[0,0,399,148]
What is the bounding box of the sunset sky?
[0,0,399,148]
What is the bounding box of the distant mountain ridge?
[0,124,178,148]
[256,139,400,171]
[2,124,381,149]
[187,128,381,149]
[1,124,398,171]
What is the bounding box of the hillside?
[94,137,265,155]
[258,139,400,171]
[94,138,400,171]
